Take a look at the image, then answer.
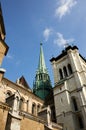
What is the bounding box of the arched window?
[72,97,78,111]
[19,98,24,110]
[6,91,12,104]
[37,105,40,113]
[59,69,63,80]
[6,91,12,98]
[27,100,29,112]
[63,66,68,77]
[78,115,84,129]
[32,103,36,115]
[68,64,73,75]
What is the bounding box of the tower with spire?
[33,43,52,100]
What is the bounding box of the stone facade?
[0,102,10,130]
[0,4,62,130]
[0,74,62,130]
[50,46,86,130]
[1,2,86,130]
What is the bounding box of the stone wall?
[19,110,62,130]
[20,116,61,130]
[0,106,9,130]
[20,117,44,130]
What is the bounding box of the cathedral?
[0,3,86,130]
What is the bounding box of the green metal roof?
[33,43,52,100]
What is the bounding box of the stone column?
[47,106,52,128]
[29,98,32,114]
[13,97,19,111]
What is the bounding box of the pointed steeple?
[38,43,48,74]
[33,43,52,100]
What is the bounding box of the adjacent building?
[50,45,86,130]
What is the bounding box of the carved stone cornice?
[0,101,10,110]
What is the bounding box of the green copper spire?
[33,43,52,100]
[38,43,47,74]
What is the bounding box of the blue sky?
[1,0,86,87]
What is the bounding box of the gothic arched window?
[63,66,68,77]
[37,105,41,113]
[6,91,12,104]
[68,64,73,75]
[6,91,12,98]
[27,100,29,112]
[72,97,78,111]
[78,115,84,129]
[59,69,63,80]
[19,98,24,110]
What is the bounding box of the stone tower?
[33,43,52,100]
[50,45,86,130]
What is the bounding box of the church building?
[0,3,86,130]
[0,4,62,130]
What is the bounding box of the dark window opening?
[78,116,84,129]
[72,98,78,111]
[63,66,68,77]
[19,98,23,110]
[37,105,40,113]
[59,69,63,80]
[32,103,36,115]
[68,64,73,75]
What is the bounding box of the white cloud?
[54,32,74,47]
[6,53,21,66]
[55,0,77,19]
[43,28,53,42]
[7,53,13,59]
